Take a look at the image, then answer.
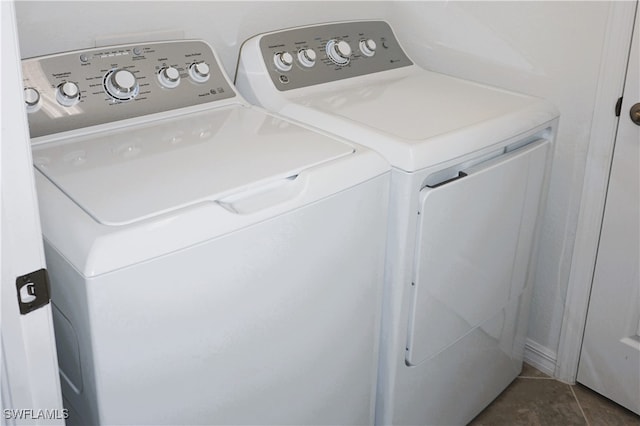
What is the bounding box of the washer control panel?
[258,21,413,91]
[22,40,236,138]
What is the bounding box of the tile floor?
[469,363,640,426]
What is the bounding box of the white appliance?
[22,40,390,425]
[236,21,559,425]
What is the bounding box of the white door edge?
[555,0,638,383]
[1,1,64,424]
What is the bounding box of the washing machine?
[21,39,390,425]
[236,20,560,425]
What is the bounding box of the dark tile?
[519,362,552,379]
[573,384,640,426]
[468,378,586,426]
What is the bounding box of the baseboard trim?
[524,338,557,377]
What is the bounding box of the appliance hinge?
[615,96,623,117]
[16,268,51,315]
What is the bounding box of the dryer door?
[405,139,549,366]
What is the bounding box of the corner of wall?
[524,338,557,378]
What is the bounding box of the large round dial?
[56,81,81,107]
[158,66,181,89]
[188,62,211,83]
[326,39,352,65]
[104,69,139,101]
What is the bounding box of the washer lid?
[32,106,354,226]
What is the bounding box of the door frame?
[1,0,64,422]
[555,0,638,383]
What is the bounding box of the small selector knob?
[24,87,41,111]
[326,39,352,65]
[274,51,294,72]
[189,62,210,83]
[359,39,377,57]
[56,81,81,107]
[297,48,317,68]
[158,66,181,88]
[104,69,139,101]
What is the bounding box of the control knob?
[189,62,210,83]
[359,39,377,57]
[297,48,317,68]
[24,87,41,111]
[158,66,181,89]
[326,39,352,65]
[56,81,81,107]
[274,51,294,72]
[104,69,139,101]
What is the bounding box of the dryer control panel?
[22,40,236,138]
[257,21,413,91]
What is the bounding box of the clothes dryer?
[22,40,389,425]
[236,20,559,425]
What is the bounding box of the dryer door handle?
[426,171,468,189]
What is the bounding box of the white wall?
[15,1,390,82]
[13,1,618,375]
